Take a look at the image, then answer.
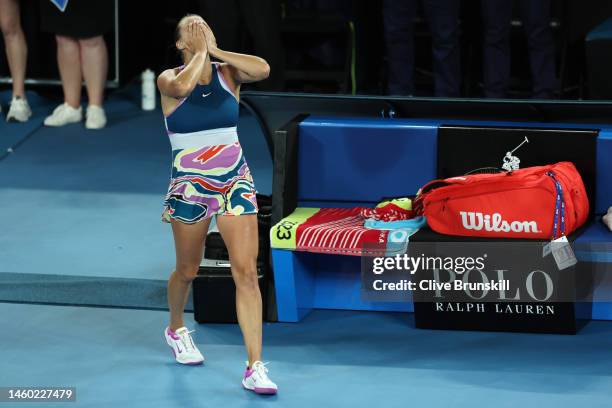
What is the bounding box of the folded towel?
[364,216,427,231]
[270,207,410,256]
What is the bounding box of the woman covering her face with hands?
[157,15,277,395]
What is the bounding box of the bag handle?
[413,179,451,215]
[414,171,514,215]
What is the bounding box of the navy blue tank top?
[165,63,238,135]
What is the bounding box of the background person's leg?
[519,0,556,98]
[216,214,262,365]
[79,35,108,129]
[79,36,108,107]
[423,0,461,97]
[0,0,26,98]
[56,35,82,108]
[168,218,211,331]
[382,0,417,95]
[481,0,512,98]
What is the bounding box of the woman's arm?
[203,23,270,84]
[211,49,270,84]
[157,21,208,98]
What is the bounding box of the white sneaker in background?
[242,361,278,395]
[6,96,32,123]
[85,105,107,130]
[164,326,205,365]
[603,207,612,232]
[44,103,82,127]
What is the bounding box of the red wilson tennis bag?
[415,162,589,239]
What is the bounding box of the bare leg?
[79,36,108,107]
[168,217,211,331]
[217,214,262,366]
[56,35,82,108]
[0,0,27,97]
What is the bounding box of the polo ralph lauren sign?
[409,241,592,334]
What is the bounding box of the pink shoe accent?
[244,368,254,379]
[166,327,180,340]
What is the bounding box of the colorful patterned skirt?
[162,142,258,224]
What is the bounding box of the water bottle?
[142,69,156,111]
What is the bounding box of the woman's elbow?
[259,62,271,80]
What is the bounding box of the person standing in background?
[383,0,461,97]
[39,0,113,129]
[196,0,284,91]
[481,0,557,98]
[0,0,32,122]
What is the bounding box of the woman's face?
[176,15,205,52]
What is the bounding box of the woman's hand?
[197,20,269,85]
[158,19,210,99]
[202,22,218,55]
[185,20,207,55]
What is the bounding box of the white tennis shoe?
[242,361,278,395]
[6,96,32,122]
[85,105,107,129]
[44,103,82,127]
[164,326,204,365]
